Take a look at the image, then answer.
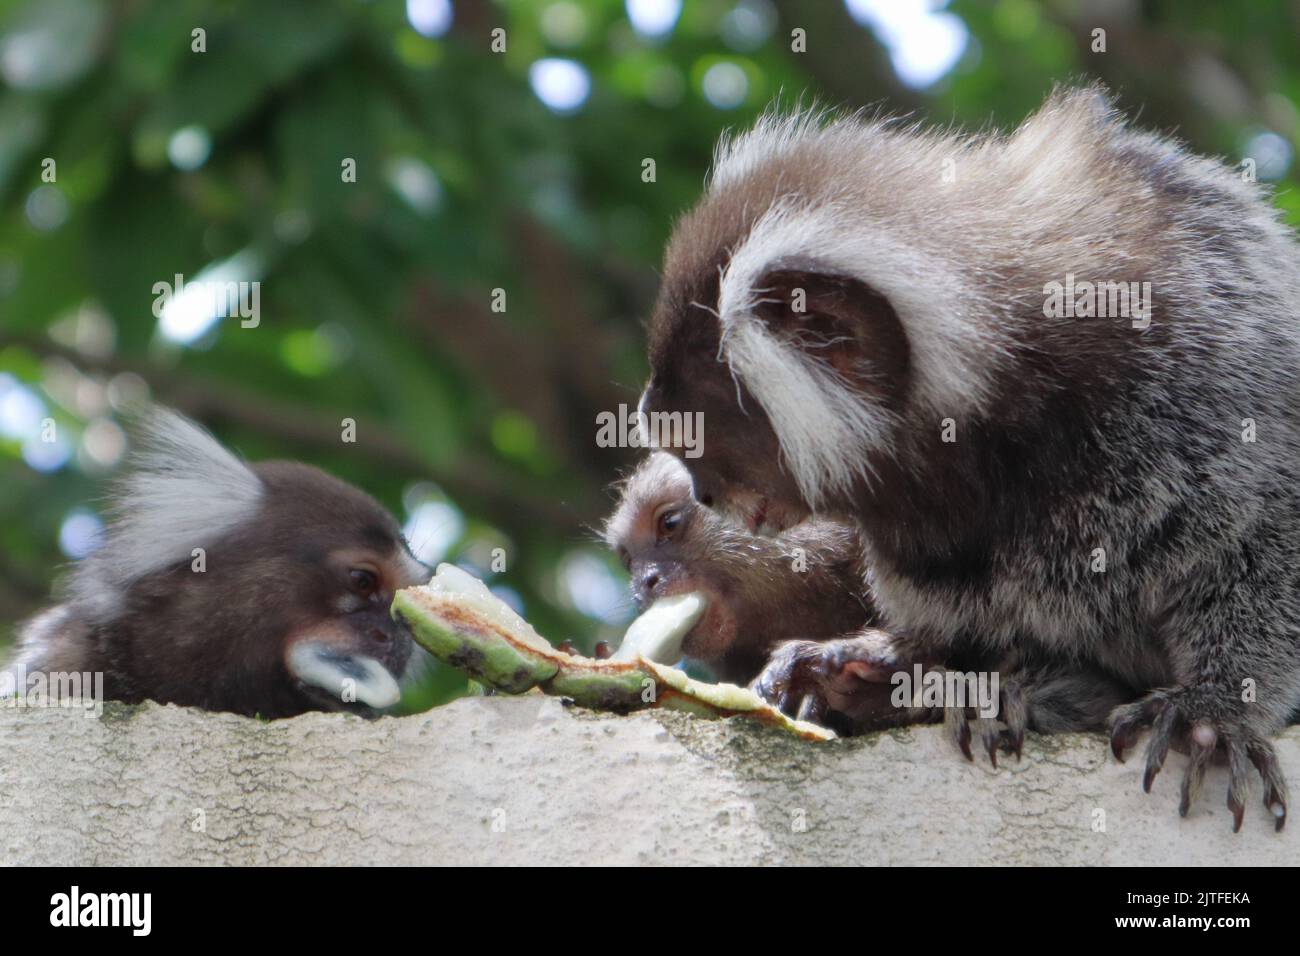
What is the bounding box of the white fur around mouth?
[287,643,401,709]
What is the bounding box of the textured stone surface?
[1,696,1295,865]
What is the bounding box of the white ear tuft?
[66,407,263,623]
[714,198,897,507]
[722,318,891,508]
[708,106,839,193]
[714,192,1002,507]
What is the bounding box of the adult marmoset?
[5,409,427,718]
[638,87,1299,829]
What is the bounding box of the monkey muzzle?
[285,610,413,716]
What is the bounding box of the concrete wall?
[1,696,1295,865]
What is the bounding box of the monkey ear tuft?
[64,406,264,624]
[287,641,402,710]
[1043,82,1117,128]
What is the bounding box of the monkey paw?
[1109,687,1288,831]
[750,632,920,733]
[941,674,1027,769]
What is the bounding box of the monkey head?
[640,268,909,534]
[604,452,873,683]
[637,111,1023,533]
[208,458,429,717]
[22,409,428,718]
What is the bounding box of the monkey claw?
[1109,687,1289,832]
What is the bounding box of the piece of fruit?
[393,564,834,741]
[609,591,706,664]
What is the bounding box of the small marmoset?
[5,409,427,718]
[608,452,1137,744]
[603,451,874,686]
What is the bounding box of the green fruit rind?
[393,570,834,742]
[393,588,559,694]
[544,667,651,712]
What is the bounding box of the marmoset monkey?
[638,87,1299,829]
[606,453,1136,748]
[604,451,874,686]
[5,409,426,717]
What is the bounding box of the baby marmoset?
[5,408,427,718]
[604,451,874,688]
[638,87,1300,829]
[606,452,1135,745]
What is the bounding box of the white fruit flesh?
[611,592,707,664]
[423,563,555,655]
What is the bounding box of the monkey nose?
[369,627,392,645]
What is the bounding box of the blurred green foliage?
[1,0,1297,708]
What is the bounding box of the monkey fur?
[639,87,1299,828]
[5,409,427,718]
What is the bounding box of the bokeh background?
[1,0,1297,707]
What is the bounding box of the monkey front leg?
[750,631,1020,758]
[751,636,1034,765]
[940,652,1138,766]
[750,630,940,736]
[753,634,1139,762]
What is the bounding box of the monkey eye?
[349,568,380,597]
[656,509,682,540]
